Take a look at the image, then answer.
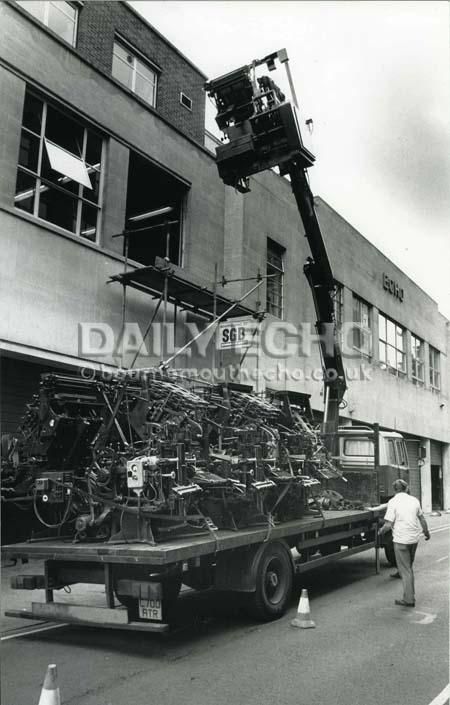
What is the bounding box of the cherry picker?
[205,49,347,454]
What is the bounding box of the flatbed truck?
[2,51,394,635]
[3,507,385,633]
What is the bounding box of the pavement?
[1,511,448,705]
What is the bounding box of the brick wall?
[75,1,206,143]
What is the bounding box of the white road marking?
[410,610,437,625]
[436,555,448,563]
[429,527,449,535]
[1,622,69,642]
[427,684,449,705]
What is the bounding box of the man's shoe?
[390,572,401,579]
[395,599,415,607]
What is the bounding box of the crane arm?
[205,50,347,450]
[287,161,347,446]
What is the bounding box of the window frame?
[180,92,193,111]
[112,37,159,108]
[378,312,406,377]
[429,345,441,391]
[266,238,285,318]
[333,282,344,328]
[395,440,407,466]
[343,438,375,457]
[14,91,104,243]
[124,150,188,268]
[16,1,78,46]
[352,293,372,359]
[388,439,397,464]
[410,333,425,385]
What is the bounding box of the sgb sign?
[217,320,258,350]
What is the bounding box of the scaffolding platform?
[109,256,258,320]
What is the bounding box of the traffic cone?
[38,664,61,705]
[291,588,316,629]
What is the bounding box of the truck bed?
[2,508,384,565]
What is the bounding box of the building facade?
[1,0,448,512]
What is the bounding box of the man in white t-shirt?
[378,479,430,607]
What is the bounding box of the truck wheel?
[245,542,293,621]
[384,544,397,567]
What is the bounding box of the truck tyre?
[245,542,293,621]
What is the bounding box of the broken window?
[16,1,78,46]
[14,90,103,241]
[125,151,188,266]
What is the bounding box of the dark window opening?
[45,105,84,156]
[431,465,443,509]
[266,237,285,318]
[125,152,188,266]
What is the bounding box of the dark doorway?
[431,465,443,510]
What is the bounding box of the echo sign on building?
[383,273,404,302]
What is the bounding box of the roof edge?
[123,1,208,79]
[314,196,447,318]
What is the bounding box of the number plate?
[138,597,162,621]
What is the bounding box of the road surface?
[1,517,448,705]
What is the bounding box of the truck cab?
[334,426,410,505]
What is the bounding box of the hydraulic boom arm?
[205,49,347,451]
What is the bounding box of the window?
[352,294,372,358]
[333,282,343,329]
[14,90,103,242]
[387,439,407,466]
[429,345,441,391]
[180,93,192,111]
[388,439,397,464]
[112,40,158,107]
[411,334,424,385]
[125,151,187,266]
[395,440,407,466]
[378,313,406,376]
[266,238,284,318]
[344,439,374,456]
[16,1,78,46]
